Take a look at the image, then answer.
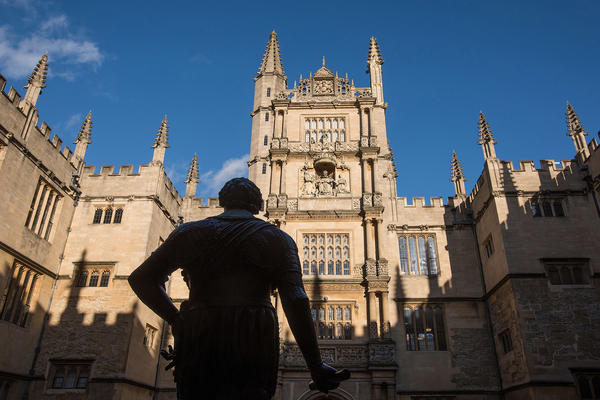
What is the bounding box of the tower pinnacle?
[184,154,200,198]
[367,37,384,68]
[21,54,48,109]
[566,103,589,157]
[258,31,284,76]
[450,151,467,196]
[477,112,497,159]
[73,111,93,164]
[366,37,384,104]
[151,116,169,165]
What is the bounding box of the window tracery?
[25,178,61,241]
[74,266,113,288]
[301,233,350,276]
[304,117,346,143]
[403,305,447,351]
[398,235,439,276]
[0,261,39,327]
[310,302,353,340]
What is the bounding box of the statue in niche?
[317,170,334,196]
[301,170,316,196]
[128,178,349,399]
[336,174,348,194]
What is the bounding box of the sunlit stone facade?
[0,33,599,400]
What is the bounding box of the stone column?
[279,161,286,194]
[361,107,368,137]
[273,110,279,138]
[367,107,373,137]
[366,219,377,260]
[362,158,372,194]
[269,161,278,195]
[280,111,286,138]
[380,291,390,338]
[375,218,384,260]
[368,291,378,339]
[371,157,378,193]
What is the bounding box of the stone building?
[0,32,599,400]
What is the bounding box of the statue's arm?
[128,229,185,327]
[275,234,322,370]
[275,232,350,392]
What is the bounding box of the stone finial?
[25,54,48,91]
[367,37,384,67]
[151,115,169,165]
[477,112,497,159]
[184,154,200,198]
[73,111,93,163]
[258,31,284,76]
[184,154,199,184]
[21,54,48,108]
[152,115,169,149]
[450,151,467,196]
[566,103,589,157]
[74,111,93,144]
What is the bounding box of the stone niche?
[299,157,350,198]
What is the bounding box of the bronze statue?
[129,178,349,399]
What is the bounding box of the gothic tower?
[249,33,398,398]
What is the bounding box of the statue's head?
[218,177,263,214]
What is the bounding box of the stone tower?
[250,32,398,398]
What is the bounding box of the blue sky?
[1,0,598,201]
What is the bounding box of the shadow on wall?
[22,249,162,399]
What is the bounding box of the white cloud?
[198,154,249,197]
[64,112,83,131]
[0,14,103,79]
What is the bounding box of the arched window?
[113,208,123,224]
[333,119,338,129]
[327,260,334,275]
[572,266,584,284]
[266,87,271,97]
[344,323,352,340]
[318,322,325,339]
[261,164,267,174]
[327,247,333,258]
[265,113,269,122]
[335,261,341,275]
[318,261,324,275]
[88,271,99,287]
[328,306,334,320]
[560,266,573,284]
[335,235,341,245]
[542,201,553,217]
[328,323,334,339]
[335,247,341,258]
[311,131,317,142]
[76,369,89,389]
[310,261,317,275]
[302,261,309,275]
[318,247,324,258]
[343,247,349,258]
[547,266,560,284]
[263,135,268,145]
[100,271,110,287]
[340,130,345,141]
[303,247,309,258]
[93,209,102,224]
[103,208,113,224]
[553,200,565,216]
[52,367,65,388]
[418,237,428,275]
[318,308,325,321]
[336,307,342,320]
[76,270,88,287]
[311,247,317,258]
[318,120,323,129]
[305,131,310,142]
[398,237,409,274]
[326,119,331,129]
[311,308,317,321]
[427,237,438,275]
[344,306,351,321]
[343,261,350,275]
[318,235,324,245]
[531,201,541,217]
[336,323,343,339]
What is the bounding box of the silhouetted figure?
[129,178,349,399]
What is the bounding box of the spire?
[184,154,200,198]
[21,54,48,108]
[151,116,169,164]
[566,103,589,157]
[73,111,93,163]
[74,111,93,144]
[450,151,467,196]
[366,37,384,104]
[367,37,384,68]
[258,31,284,76]
[477,112,497,159]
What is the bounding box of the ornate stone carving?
[368,322,378,339]
[360,136,369,148]
[353,263,365,278]
[267,194,278,209]
[281,343,370,367]
[357,88,372,98]
[368,343,395,364]
[377,259,388,276]
[352,198,361,210]
[362,193,373,207]
[382,321,391,338]
[275,91,289,100]
[313,79,334,95]
[373,192,383,207]
[287,199,298,210]
[365,259,377,276]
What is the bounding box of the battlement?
[82,164,182,203]
[497,159,577,173]
[397,197,444,208]
[186,197,221,208]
